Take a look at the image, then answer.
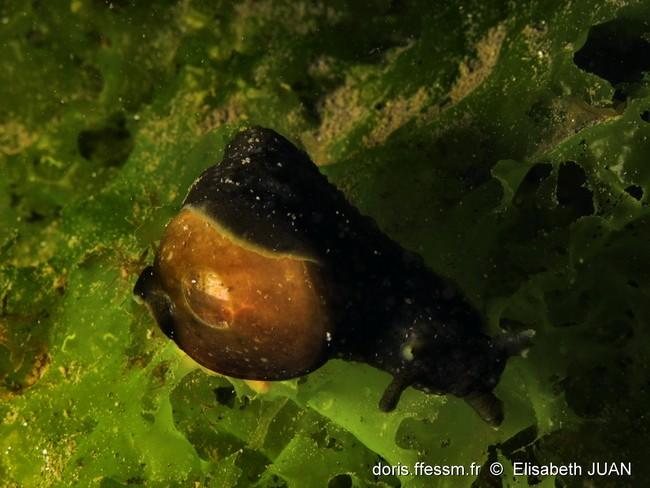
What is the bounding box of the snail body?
[134,127,532,426]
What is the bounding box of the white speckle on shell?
[401,343,415,361]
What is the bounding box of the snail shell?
[134,127,533,425]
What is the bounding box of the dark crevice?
[328,474,353,488]
[291,78,339,126]
[556,161,594,217]
[25,211,45,223]
[574,17,650,100]
[625,184,644,201]
[213,385,236,408]
[78,114,133,167]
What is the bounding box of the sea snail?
[133,126,533,426]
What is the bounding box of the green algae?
[1,1,650,486]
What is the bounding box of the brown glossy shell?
[154,206,334,379]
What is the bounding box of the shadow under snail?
[134,126,533,426]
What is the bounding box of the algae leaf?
[1,1,650,487]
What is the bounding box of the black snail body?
[134,127,533,426]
